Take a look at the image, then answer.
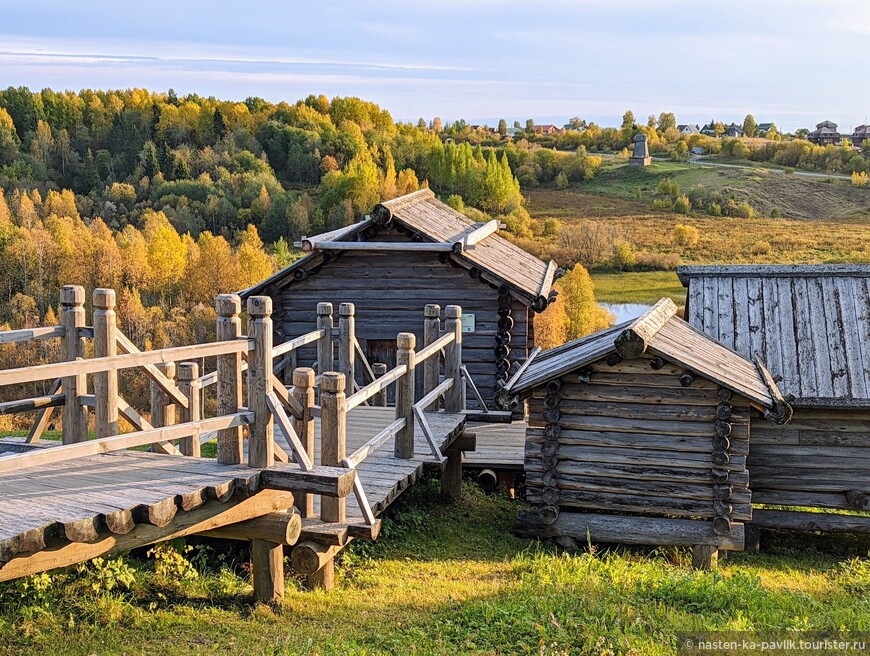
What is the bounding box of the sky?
[1,0,868,132]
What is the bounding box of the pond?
[600,303,653,324]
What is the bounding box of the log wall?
[523,356,751,546]
[749,409,870,513]
[269,250,533,409]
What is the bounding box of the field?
[590,272,684,305]
[1,480,868,656]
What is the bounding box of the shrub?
[652,198,673,211]
[708,203,722,217]
[657,177,680,199]
[633,187,643,200]
[542,218,560,237]
[635,251,681,270]
[852,171,869,187]
[673,195,691,214]
[784,167,795,174]
[749,240,773,256]
[612,239,637,270]
[672,223,699,248]
[735,201,757,218]
[554,172,569,189]
[446,194,465,211]
[770,208,781,218]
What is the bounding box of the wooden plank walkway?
[462,418,527,470]
[274,406,466,519]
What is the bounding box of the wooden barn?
[504,299,790,567]
[241,189,559,409]
[678,264,870,536]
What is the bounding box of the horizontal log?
[526,427,749,456]
[750,443,870,461]
[548,399,747,423]
[0,338,249,387]
[529,443,746,472]
[260,465,356,498]
[311,241,455,252]
[515,510,744,550]
[0,490,296,581]
[290,540,344,575]
[558,382,721,406]
[300,517,382,545]
[524,457,750,487]
[0,325,65,345]
[201,509,302,545]
[0,394,65,416]
[751,489,854,511]
[750,509,870,534]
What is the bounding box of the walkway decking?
[462,418,527,470]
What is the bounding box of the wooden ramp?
[272,406,466,543]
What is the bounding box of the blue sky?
[1,0,868,132]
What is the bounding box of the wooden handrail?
[0,326,65,345]
[272,328,324,359]
[415,332,454,364]
[460,365,488,412]
[414,377,453,413]
[0,393,65,415]
[345,363,407,411]
[0,338,249,388]
[265,391,314,471]
[115,331,189,409]
[0,412,252,473]
[345,417,406,468]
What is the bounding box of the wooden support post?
[292,367,316,518]
[394,333,416,459]
[338,303,355,395]
[216,294,244,465]
[320,372,347,524]
[316,302,334,380]
[423,304,441,399]
[247,296,275,470]
[372,363,387,407]
[92,288,118,439]
[60,285,87,444]
[442,445,462,501]
[246,296,283,603]
[691,544,718,570]
[149,362,176,428]
[177,362,201,457]
[444,305,464,413]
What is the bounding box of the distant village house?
[807,120,841,146]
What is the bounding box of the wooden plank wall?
[272,251,532,408]
[525,357,752,523]
[750,409,870,511]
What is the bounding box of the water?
[600,303,653,324]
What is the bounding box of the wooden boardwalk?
[462,418,527,470]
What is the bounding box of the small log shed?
[503,299,790,567]
[678,264,870,538]
[241,189,559,409]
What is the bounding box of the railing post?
[372,363,387,407]
[93,288,118,439]
[216,294,244,465]
[150,362,176,428]
[247,296,275,470]
[423,304,441,400]
[292,367,316,518]
[177,362,201,457]
[60,285,87,444]
[247,295,283,604]
[444,305,464,413]
[316,302,334,381]
[320,372,347,523]
[338,302,355,395]
[395,332,416,459]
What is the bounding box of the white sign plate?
[461,313,476,333]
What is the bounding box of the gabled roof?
[503,299,787,417]
[677,264,870,408]
[241,189,558,306]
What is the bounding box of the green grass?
[1,479,868,655]
[592,272,685,305]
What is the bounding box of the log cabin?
[503,299,789,566]
[240,189,559,409]
[678,264,870,536]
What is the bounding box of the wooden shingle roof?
[503,299,786,417]
[241,189,557,306]
[677,264,870,408]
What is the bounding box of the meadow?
[1,480,868,656]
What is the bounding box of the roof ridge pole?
[613,297,679,359]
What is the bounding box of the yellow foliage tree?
[236,225,275,290]
[142,211,187,291]
[534,295,569,349]
[556,265,613,341]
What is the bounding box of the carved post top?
[397,332,416,350]
[424,303,441,318]
[248,296,272,318]
[317,302,333,316]
[321,372,345,393]
[293,367,315,388]
[339,302,355,316]
[60,285,85,306]
[445,305,462,319]
[177,361,199,381]
[93,288,116,309]
[373,362,388,375]
[155,361,176,378]
[216,293,241,317]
